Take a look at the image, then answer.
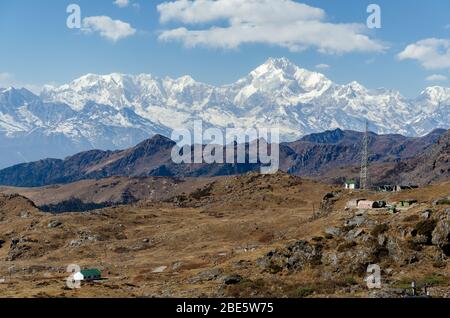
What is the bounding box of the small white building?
[344,180,356,190]
[358,200,378,209]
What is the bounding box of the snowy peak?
[412,86,450,121]
[418,86,450,104]
[0,87,37,100]
[253,57,299,75]
[0,87,39,109]
[247,57,332,90]
[36,57,449,140]
[41,57,337,113]
[346,81,367,92]
[231,57,333,107]
[265,56,293,67]
[41,73,143,111]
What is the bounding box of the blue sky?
[1,0,450,97]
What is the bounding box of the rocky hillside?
[282,128,446,176]
[0,129,445,187]
[330,129,450,187]
[399,129,450,184]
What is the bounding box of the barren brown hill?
[0,176,215,210]
[0,172,449,298]
[0,129,445,187]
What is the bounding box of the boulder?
[345,215,366,227]
[19,211,30,219]
[190,268,223,283]
[171,261,183,271]
[325,227,341,237]
[377,235,387,246]
[386,237,418,265]
[152,266,167,273]
[322,247,372,275]
[47,220,62,228]
[421,210,432,219]
[257,240,322,273]
[432,218,450,256]
[348,228,365,239]
[223,275,242,285]
[414,220,437,244]
[412,235,429,245]
[69,240,81,247]
[285,240,323,270]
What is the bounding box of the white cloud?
[398,38,450,70]
[425,74,448,82]
[114,0,130,8]
[0,72,12,85]
[82,16,136,42]
[315,63,330,69]
[0,72,42,93]
[157,0,386,54]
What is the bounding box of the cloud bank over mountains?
[157,0,387,54]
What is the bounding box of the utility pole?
[360,120,369,190]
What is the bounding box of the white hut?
[344,180,356,190]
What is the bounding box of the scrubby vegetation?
[371,223,389,236]
[435,198,450,205]
[39,197,112,213]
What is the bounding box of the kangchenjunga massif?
[1,58,449,168]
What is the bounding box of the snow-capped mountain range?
[0,57,448,168]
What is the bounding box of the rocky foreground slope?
[0,172,448,298]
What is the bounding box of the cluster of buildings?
[343,179,419,211]
[346,198,417,211]
[344,180,418,193]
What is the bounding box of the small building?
[378,185,395,192]
[344,180,356,190]
[358,200,380,209]
[347,198,366,208]
[378,185,419,192]
[395,185,419,192]
[80,269,101,281]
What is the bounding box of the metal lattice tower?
[360,120,369,190]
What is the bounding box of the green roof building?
[80,269,101,281]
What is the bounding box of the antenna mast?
[360,120,369,190]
